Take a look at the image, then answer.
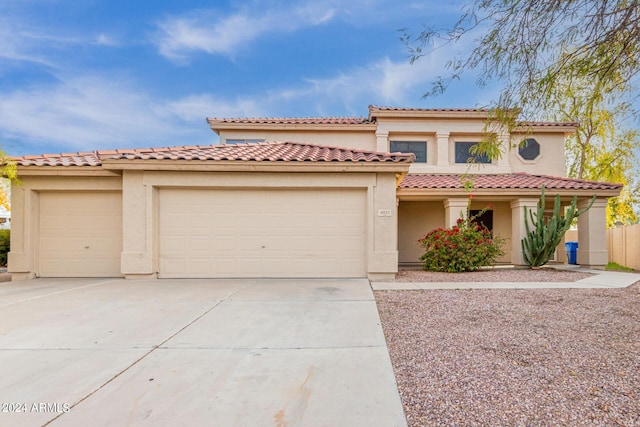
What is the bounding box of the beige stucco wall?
[508,133,567,177]
[226,117,570,177]
[8,174,123,280]
[398,201,444,265]
[577,198,609,267]
[120,170,399,280]
[378,118,489,137]
[11,169,402,280]
[219,130,376,151]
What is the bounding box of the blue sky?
[0,0,505,156]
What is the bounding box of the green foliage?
[0,229,9,267]
[521,186,596,267]
[402,0,640,159]
[418,208,505,272]
[1,151,17,212]
[1,151,17,181]
[551,79,640,226]
[0,179,10,212]
[605,262,634,272]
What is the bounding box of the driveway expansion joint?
[154,344,389,350]
[42,280,257,426]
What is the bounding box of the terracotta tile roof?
[108,141,413,162]
[13,141,415,166]
[207,117,372,125]
[15,152,101,167]
[400,173,622,191]
[207,108,578,128]
[369,105,490,113]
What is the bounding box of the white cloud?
[266,52,446,115]
[0,77,195,153]
[0,76,276,155]
[0,19,54,67]
[155,13,261,62]
[0,17,120,69]
[250,34,491,115]
[95,33,119,47]
[154,1,337,62]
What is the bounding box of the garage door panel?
[158,188,366,278]
[39,192,123,277]
[158,258,182,276]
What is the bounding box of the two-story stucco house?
[8,106,621,281]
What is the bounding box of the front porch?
[396,173,620,269]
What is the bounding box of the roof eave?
[100,159,412,173]
[15,166,120,177]
[397,187,621,199]
[206,120,377,134]
[514,124,578,134]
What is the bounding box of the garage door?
[39,192,123,277]
[158,188,366,278]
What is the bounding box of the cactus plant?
[521,185,596,267]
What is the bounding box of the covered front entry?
[38,191,123,277]
[157,188,367,278]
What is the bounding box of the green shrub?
[521,185,595,267]
[0,229,9,267]
[418,210,505,273]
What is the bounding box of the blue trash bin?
[565,241,578,265]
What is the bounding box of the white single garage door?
[39,192,123,277]
[158,188,367,278]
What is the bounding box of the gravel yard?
[386,267,593,282]
[376,283,640,426]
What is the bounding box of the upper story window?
[390,141,427,163]
[225,139,265,144]
[518,138,540,160]
[455,141,491,164]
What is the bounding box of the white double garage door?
[39,188,367,278]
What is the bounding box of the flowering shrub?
[418,210,505,273]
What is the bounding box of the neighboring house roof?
[400,173,623,191]
[13,141,415,166]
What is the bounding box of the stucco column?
[121,170,156,278]
[376,130,389,152]
[443,198,469,228]
[367,172,400,281]
[436,132,450,167]
[496,133,509,168]
[510,198,540,265]
[577,198,609,267]
[7,185,36,280]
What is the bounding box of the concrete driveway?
[0,278,406,427]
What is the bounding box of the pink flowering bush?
[418,209,505,273]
